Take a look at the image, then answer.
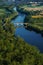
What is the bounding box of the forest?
[0,2,43,65]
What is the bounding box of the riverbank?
[0,7,18,23]
[17,5,43,35]
[24,15,43,35]
[5,12,18,22]
[17,5,43,14]
[0,6,43,65]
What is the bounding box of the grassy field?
[0,9,6,16]
[19,5,43,33]
[20,5,43,11]
[32,15,43,18]
[23,5,43,34]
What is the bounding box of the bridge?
[14,22,28,25]
[14,22,28,28]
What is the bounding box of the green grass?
[0,9,6,17]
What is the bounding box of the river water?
[12,7,43,53]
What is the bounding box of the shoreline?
[24,24,43,36]
[17,7,43,35]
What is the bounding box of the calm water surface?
[12,7,43,53]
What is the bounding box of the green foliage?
[0,20,43,65]
[24,10,43,34]
[0,8,43,65]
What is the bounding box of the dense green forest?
[0,5,43,65]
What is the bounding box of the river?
[12,7,43,53]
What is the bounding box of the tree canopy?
[0,7,43,65]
